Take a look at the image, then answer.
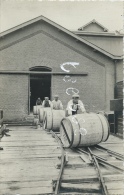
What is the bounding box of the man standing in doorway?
[52,95,63,110]
[36,97,42,105]
[66,94,86,116]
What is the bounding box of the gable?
[0,28,107,74]
[82,23,105,32]
[0,23,106,71]
[78,19,108,32]
[0,16,122,60]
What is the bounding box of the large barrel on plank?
[60,113,110,148]
[43,109,65,131]
[33,105,42,115]
[39,107,52,123]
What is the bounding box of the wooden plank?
[0,181,52,189]
[0,166,59,177]
[60,186,101,193]
[0,159,59,167]
[60,193,101,195]
[62,169,97,179]
[0,155,61,159]
[1,141,59,146]
[0,186,53,194]
[61,182,100,190]
[62,170,121,180]
[53,174,123,184]
[57,163,93,169]
[104,174,123,181]
[106,181,123,190]
[108,189,123,195]
[0,148,60,154]
[54,174,123,183]
[0,175,59,182]
[0,126,61,195]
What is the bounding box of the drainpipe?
[114,60,117,85]
[114,60,117,134]
[114,60,118,99]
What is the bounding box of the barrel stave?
[33,105,42,115]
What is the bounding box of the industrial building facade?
[0,16,123,121]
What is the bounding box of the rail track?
[51,130,123,195]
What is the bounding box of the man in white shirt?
[66,94,86,116]
[52,95,63,110]
[42,97,52,108]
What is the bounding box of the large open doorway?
[29,67,51,112]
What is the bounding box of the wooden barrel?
[44,110,65,131]
[39,107,52,123]
[33,105,42,115]
[60,113,110,148]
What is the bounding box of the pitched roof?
[78,19,109,32]
[78,36,123,56]
[73,31,123,37]
[0,16,122,60]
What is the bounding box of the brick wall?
[0,75,28,121]
[0,21,122,120]
[52,71,105,112]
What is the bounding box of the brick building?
[0,16,123,121]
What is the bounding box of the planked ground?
[99,134,123,154]
[59,135,123,195]
[0,126,61,195]
[0,125,123,195]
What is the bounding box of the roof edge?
[78,19,108,32]
[72,31,124,37]
[0,15,123,60]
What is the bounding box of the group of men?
[36,94,86,116]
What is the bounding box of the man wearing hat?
[52,95,63,110]
[42,97,52,107]
[66,94,86,116]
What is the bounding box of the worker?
[66,94,86,116]
[36,97,42,105]
[52,95,63,110]
[42,97,52,107]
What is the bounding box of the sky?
[0,0,123,33]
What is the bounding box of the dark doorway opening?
[30,67,51,112]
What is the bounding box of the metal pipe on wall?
[0,71,88,76]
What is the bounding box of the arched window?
[29,66,52,72]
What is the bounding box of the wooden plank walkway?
[0,126,61,195]
[99,134,123,154]
[0,126,123,195]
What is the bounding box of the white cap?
[72,94,80,98]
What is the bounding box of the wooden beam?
[0,71,88,76]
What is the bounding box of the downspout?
[114,60,117,86]
[114,60,117,98]
[114,60,117,134]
